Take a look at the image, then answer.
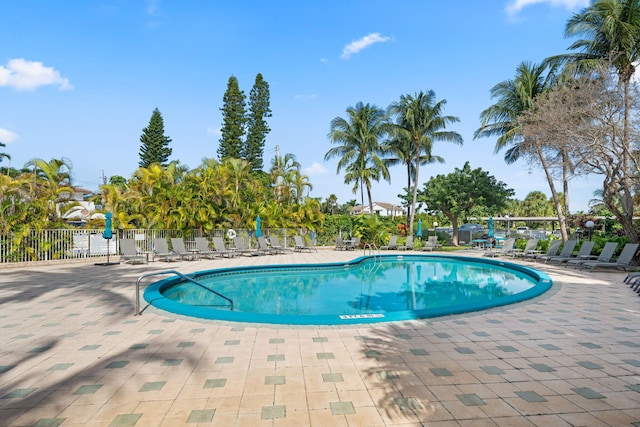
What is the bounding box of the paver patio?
[0,249,639,426]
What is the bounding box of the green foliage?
[351,214,388,246]
[325,102,390,211]
[387,90,463,232]
[244,73,272,171]
[419,162,514,245]
[138,108,172,168]
[218,76,247,160]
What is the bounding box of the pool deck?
[0,249,639,426]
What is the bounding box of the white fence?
[0,228,296,264]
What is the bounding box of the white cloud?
[506,0,589,15]
[303,162,328,176]
[0,127,19,143]
[294,94,316,100]
[0,58,72,91]
[341,33,391,60]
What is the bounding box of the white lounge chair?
[398,236,414,251]
[381,235,398,250]
[567,241,618,268]
[194,237,219,259]
[257,236,278,255]
[211,237,237,258]
[293,235,316,252]
[581,243,638,271]
[233,236,262,256]
[547,240,595,264]
[152,238,180,262]
[421,235,440,252]
[119,238,146,264]
[171,237,198,261]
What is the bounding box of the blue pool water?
[144,255,552,325]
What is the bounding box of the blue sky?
[0,0,600,212]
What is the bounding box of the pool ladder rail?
[362,243,383,279]
[135,270,234,316]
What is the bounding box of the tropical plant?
[545,0,640,242]
[387,91,462,235]
[474,62,572,240]
[419,162,514,245]
[325,102,391,213]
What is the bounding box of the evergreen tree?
[138,108,172,168]
[218,76,247,160]
[244,73,272,171]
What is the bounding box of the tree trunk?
[366,184,373,215]
[406,162,412,225]
[409,161,420,237]
[561,149,570,218]
[537,145,568,241]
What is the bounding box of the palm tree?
[474,62,572,241]
[549,0,640,241]
[0,141,10,163]
[383,126,444,226]
[475,62,553,162]
[388,91,462,236]
[325,102,390,213]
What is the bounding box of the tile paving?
[0,249,639,426]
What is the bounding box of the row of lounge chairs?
[486,237,639,271]
[119,235,306,263]
[361,235,442,252]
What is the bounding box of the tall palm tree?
[549,0,640,241]
[383,129,444,226]
[475,62,553,162]
[474,62,572,240]
[0,141,10,163]
[388,91,462,236]
[325,102,390,213]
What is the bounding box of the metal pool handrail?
[135,270,234,315]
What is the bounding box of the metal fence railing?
[0,228,303,265]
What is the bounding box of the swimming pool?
[144,254,552,325]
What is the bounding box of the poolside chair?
[171,237,198,261]
[421,235,440,252]
[581,242,639,271]
[513,239,538,257]
[485,238,516,257]
[566,241,618,269]
[119,238,147,264]
[345,236,360,250]
[233,236,262,256]
[211,237,238,258]
[334,236,346,251]
[257,236,278,255]
[381,235,398,250]
[293,235,316,252]
[152,238,180,262]
[547,240,595,264]
[269,235,290,254]
[525,239,562,262]
[194,237,219,259]
[398,236,414,251]
[534,239,573,263]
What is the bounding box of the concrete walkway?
[0,249,639,426]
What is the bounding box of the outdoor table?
[472,239,488,249]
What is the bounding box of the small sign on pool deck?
[339,313,385,320]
